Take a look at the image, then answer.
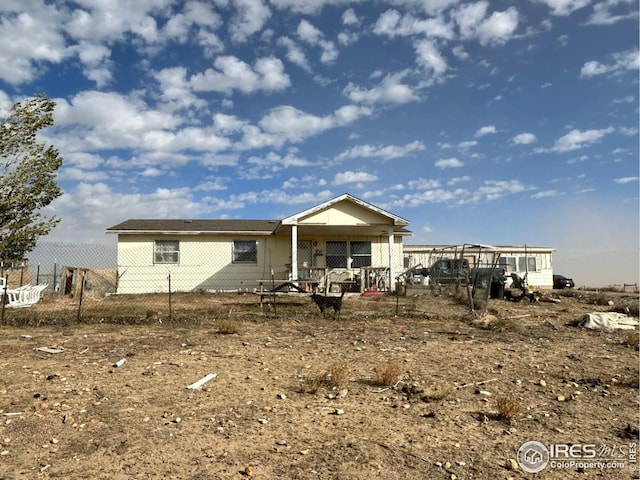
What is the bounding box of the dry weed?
[496,395,523,423]
[326,362,351,389]
[623,330,640,348]
[421,381,454,402]
[299,369,325,394]
[299,362,351,393]
[216,320,239,334]
[374,362,404,386]
[490,317,520,333]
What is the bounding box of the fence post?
[168,273,173,322]
[53,263,58,293]
[36,264,40,285]
[76,276,86,322]
[1,275,8,325]
[271,270,276,317]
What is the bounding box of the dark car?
[553,274,575,289]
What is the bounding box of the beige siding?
[116,234,292,294]
[300,201,392,226]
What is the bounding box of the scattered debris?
[35,347,64,354]
[113,359,126,368]
[185,373,217,390]
[576,312,639,332]
[458,378,498,389]
[505,458,519,470]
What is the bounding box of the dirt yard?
[1,290,638,479]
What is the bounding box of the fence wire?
[1,242,514,325]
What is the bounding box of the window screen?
[326,241,348,268]
[154,240,179,264]
[233,240,257,263]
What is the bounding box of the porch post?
[291,224,298,281]
[388,227,395,290]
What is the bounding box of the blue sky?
[1,0,638,286]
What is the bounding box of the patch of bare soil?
[1,291,638,479]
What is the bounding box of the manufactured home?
[403,244,556,289]
[106,194,411,294]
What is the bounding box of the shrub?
[299,362,351,393]
[374,362,404,387]
[496,395,523,422]
[216,320,239,334]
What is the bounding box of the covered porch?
[276,194,411,294]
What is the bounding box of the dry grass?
[623,330,640,348]
[299,362,351,393]
[421,381,454,402]
[490,317,520,333]
[374,362,404,387]
[495,395,523,423]
[216,320,239,334]
[326,362,351,389]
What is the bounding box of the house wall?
[115,233,291,294]
[116,231,406,294]
[300,200,392,226]
[496,249,554,289]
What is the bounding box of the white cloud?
[512,132,537,144]
[228,0,271,43]
[251,104,371,146]
[551,127,614,152]
[435,157,464,168]
[454,2,519,46]
[457,140,478,149]
[189,56,290,95]
[613,176,639,184]
[337,141,426,160]
[343,70,419,105]
[153,66,207,111]
[537,0,592,16]
[247,151,313,170]
[372,9,454,40]
[342,8,359,25]
[531,189,560,199]
[269,0,363,15]
[587,0,637,25]
[414,39,448,79]
[388,0,460,15]
[580,49,639,77]
[296,19,338,64]
[474,125,497,137]
[465,179,527,203]
[277,36,311,71]
[333,171,378,185]
[0,4,69,84]
[407,178,441,189]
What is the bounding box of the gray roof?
[106,219,281,234]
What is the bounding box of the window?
[518,256,537,272]
[326,241,348,268]
[350,241,372,268]
[326,241,372,268]
[498,257,517,272]
[154,240,179,264]
[233,240,257,263]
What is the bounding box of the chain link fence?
[1,242,518,326]
[0,243,435,326]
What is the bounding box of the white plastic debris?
[186,373,218,390]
